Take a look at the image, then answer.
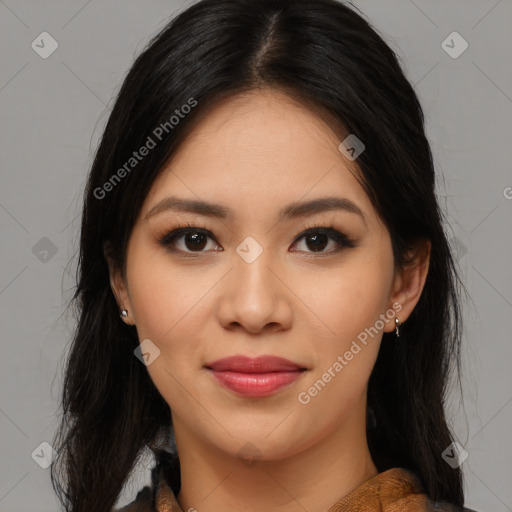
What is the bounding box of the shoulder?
[343,467,480,512]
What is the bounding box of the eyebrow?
[145,195,366,224]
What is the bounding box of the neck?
[173,404,378,512]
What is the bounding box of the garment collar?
[152,466,462,512]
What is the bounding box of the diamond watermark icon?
[134,338,161,366]
[236,236,263,264]
[338,134,365,161]
[449,236,467,261]
[237,442,263,467]
[31,32,59,59]
[32,236,58,263]
[441,442,468,468]
[441,32,468,59]
[31,441,55,469]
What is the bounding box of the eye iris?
[185,232,207,251]
[306,233,328,252]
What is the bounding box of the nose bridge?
[217,235,292,333]
[232,235,277,305]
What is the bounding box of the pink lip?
[205,355,307,397]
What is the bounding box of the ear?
[384,238,431,333]
[103,241,136,326]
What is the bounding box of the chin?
[210,427,311,463]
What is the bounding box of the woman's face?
[111,88,410,463]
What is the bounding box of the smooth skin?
[106,88,430,512]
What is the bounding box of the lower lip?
[208,370,304,397]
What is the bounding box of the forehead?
[140,88,374,224]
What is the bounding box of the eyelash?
[157,221,357,257]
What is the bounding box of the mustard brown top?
[116,453,476,512]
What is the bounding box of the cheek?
[126,240,207,342]
[298,250,393,349]
[127,257,204,414]
[295,241,394,408]
[294,269,387,421]
[124,244,209,401]
[295,347,377,438]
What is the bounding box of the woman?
[51,0,476,511]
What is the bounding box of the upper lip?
[205,355,306,373]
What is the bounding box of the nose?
[216,249,293,335]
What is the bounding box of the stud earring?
[120,309,128,318]
[395,318,401,338]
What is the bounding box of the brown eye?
[303,233,329,252]
[182,232,208,251]
[158,227,221,254]
[291,227,356,254]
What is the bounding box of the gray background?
[1,1,511,511]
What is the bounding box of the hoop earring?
[120,309,128,318]
[395,318,401,338]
